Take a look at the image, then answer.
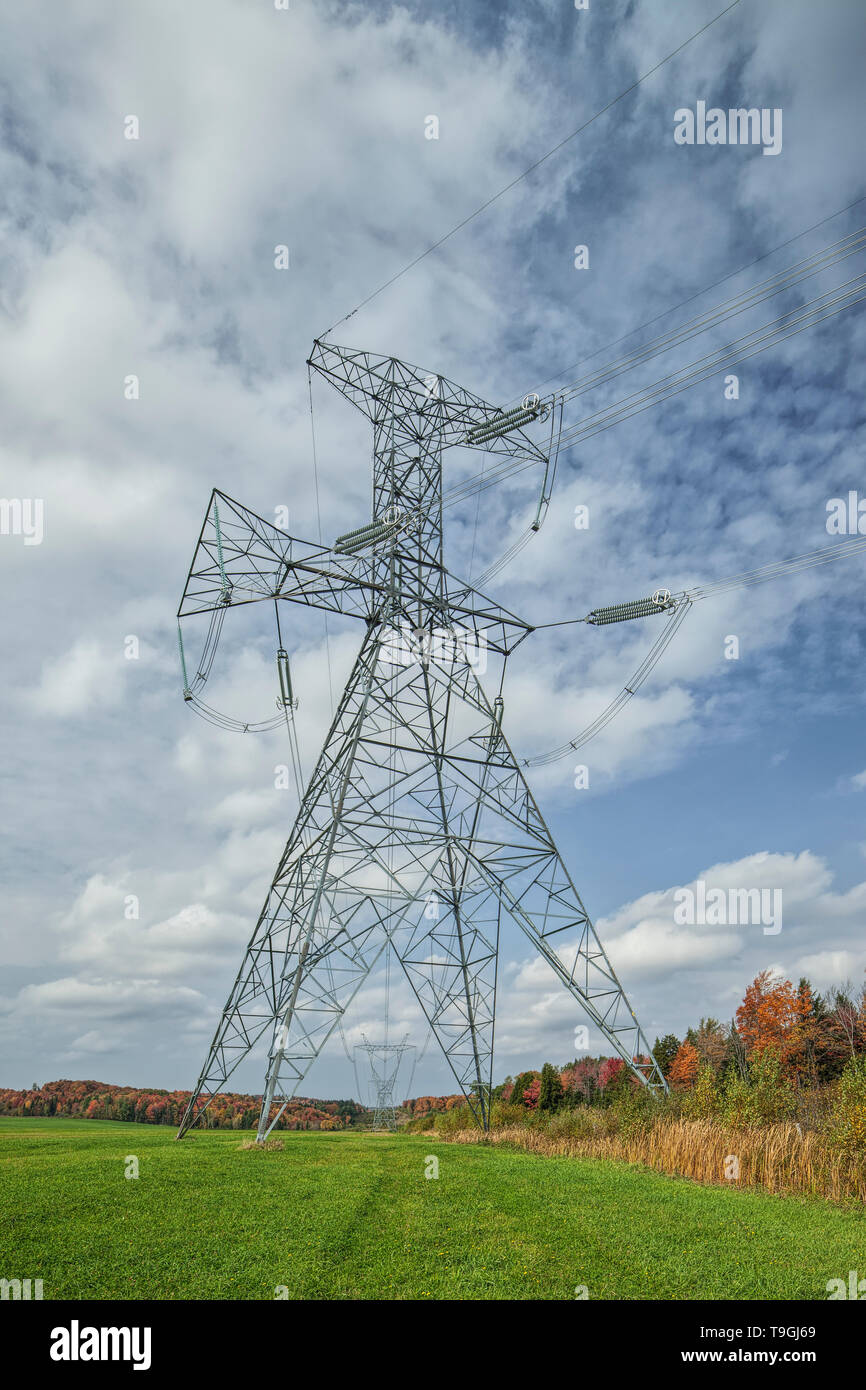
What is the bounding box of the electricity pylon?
[176,340,667,1142]
[356,1034,412,1130]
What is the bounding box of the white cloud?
[793,950,865,991]
[67,1030,119,1057]
[6,976,204,1021]
[29,640,130,716]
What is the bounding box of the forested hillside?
[0,1078,365,1130]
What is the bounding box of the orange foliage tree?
[668,1040,700,1090]
[736,969,810,1066]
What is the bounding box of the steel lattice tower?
[176,340,667,1142]
[356,1035,412,1130]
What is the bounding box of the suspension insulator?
[586,592,674,625]
[334,518,381,543]
[276,648,297,709]
[466,400,541,446]
[334,519,398,554]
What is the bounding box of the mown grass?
[1,1118,864,1300]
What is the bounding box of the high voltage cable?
[554,229,866,406]
[523,535,866,765]
[551,275,866,451]
[441,260,866,507]
[470,402,565,589]
[503,193,866,410]
[319,0,744,337]
[683,534,866,600]
[523,599,694,765]
[441,281,865,512]
[449,213,866,548]
[461,217,865,587]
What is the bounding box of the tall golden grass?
[438,1118,866,1203]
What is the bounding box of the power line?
[461,215,866,588]
[440,280,865,512]
[523,535,866,765]
[524,600,694,765]
[509,193,866,408]
[320,0,744,337]
[551,276,866,451]
[555,229,866,406]
[309,365,336,721]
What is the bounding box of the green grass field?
[1,1118,863,1299]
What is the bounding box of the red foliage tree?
[598,1057,626,1090]
[522,1078,541,1109]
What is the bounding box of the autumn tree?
[736,970,801,1059]
[785,978,825,1084]
[688,1018,728,1075]
[522,1077,541,1109]
[510,1071,537,1107]
[560,1057,602,1104]
[720,1020,748,1082]
[668,1040,700,1090]
[823,982,866,1067]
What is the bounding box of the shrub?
[613,1081,657,1136]
[684,1065,720,1119]
[669,1041,700,1090]
[722,1049,796,1126]
[489,1101,528,1130]
[826,1054,866,1157]
[430,1103,476,1135]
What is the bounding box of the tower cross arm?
[441,578,535,658]
[177,489,389,622]
[308,340,549,462]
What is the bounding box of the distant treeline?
[0,1079,366,1130]
[400,1094,465,1115]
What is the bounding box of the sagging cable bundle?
[524,531,866,766]
[522,599,693,766]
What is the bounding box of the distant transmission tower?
[356,1033,412,1130]
[176,340,667,1143]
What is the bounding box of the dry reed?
[436,1118,866,1203]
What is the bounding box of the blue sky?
[1,0,864,1101]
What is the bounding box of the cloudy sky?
[1,0,865,1104]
